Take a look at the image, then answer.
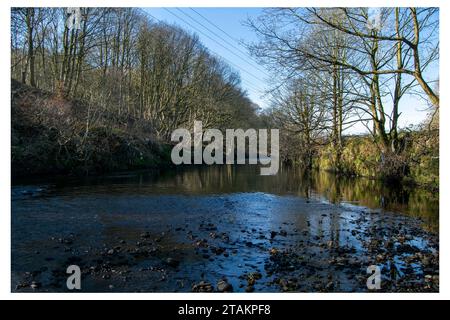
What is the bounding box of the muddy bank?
[11,166,438,292]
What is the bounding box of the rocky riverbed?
[12,181,438,293]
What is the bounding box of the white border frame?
[1,0,446,300]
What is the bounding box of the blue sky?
[144,7,438,134]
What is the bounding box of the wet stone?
[165,258,180,268]
[217,279,233,292]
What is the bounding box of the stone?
[166,257,180,268]
[245,285,254,292]
[217,279,233,292]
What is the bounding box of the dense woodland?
[11,7,439,188]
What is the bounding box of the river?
[11,165,439,292]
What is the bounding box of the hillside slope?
[11,79,171,177]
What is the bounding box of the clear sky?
[144,7,438,134]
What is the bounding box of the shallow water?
[11,165,439,292]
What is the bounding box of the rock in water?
[30,281,40,290]
[166,257,180,268]
[140,232,151,239]
[192,281,213,292]
[217,279,233,292]
[245,285,255,292]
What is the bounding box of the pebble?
[217,279,233,292]
[165,258,180,268]
[245,285,255,292]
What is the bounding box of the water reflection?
[13,164,439,231]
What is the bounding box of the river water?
[11,165,439,292]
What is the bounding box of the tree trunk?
[26,8,36,87]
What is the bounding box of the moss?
[314,134,438,189]
[314,136,381,177]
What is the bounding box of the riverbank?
[11,79,439,191]
[11,79,172,178]
[12,79,439,191]
[313,132,439,191]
